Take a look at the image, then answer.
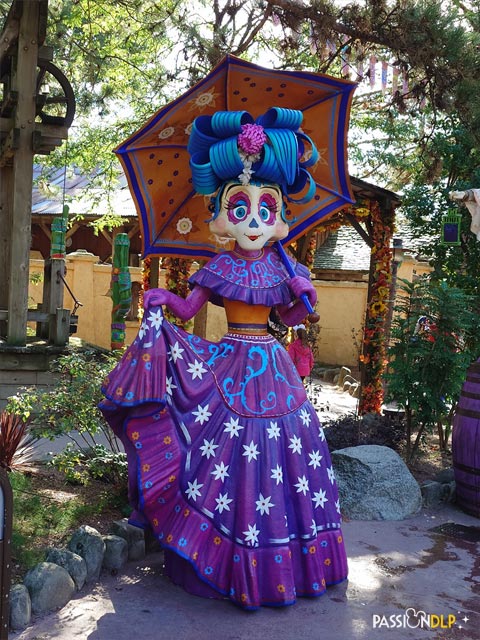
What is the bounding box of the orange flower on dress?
[163,436,172,444]
[166,534,173,543]
[277,584,286,593]
[142,464,150,472]
[213,536,222,546]
[131,431,139,441]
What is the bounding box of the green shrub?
[6,348,126,485]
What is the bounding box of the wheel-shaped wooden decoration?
[35,60,76,127]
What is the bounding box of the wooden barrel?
[452,359,480,518]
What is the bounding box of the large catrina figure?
[100,108,348,610]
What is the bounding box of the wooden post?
[6,1,40,345]
[0,468,13,640]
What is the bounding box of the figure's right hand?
[143,288,168,310]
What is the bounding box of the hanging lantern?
[441,209,462,246]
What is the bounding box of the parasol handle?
[274,241,320,324]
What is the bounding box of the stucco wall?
[28,251,431,367]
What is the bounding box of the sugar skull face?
[210,182,288,251]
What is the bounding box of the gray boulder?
[102,535,128,570]
[23,562,75,615]
[9,583,31,630]
[68,525,105,582]
[331,444,422,520]
[45,547,88,591]
[110,519,146,560]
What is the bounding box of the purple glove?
[143,285,210,321]
[288,275,318,307]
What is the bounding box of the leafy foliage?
[6,349,126,484]
[384,277,480,460]
[0,411,35,472]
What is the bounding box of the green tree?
[384,277,480,461]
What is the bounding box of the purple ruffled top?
[189,245,310,307]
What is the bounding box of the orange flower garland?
[358,200,394,414]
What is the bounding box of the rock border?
[9,519,145,631]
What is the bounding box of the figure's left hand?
[289,276,318,307]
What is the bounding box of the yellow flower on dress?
[277,584,286,593]
[163,436,172,445]
[337,535,343,543]
[213,536,221,546]
[115,387,123,396]
[251,559,257,567]
[193,552,198,560]
[166,534,173,543]
[142,464,150,472]
[131,431,139,441]
[169,475,176,483]
[309,546,316,554]
[324,558,331,566]
[142,353,151,362]
[152,518,158,527]
[183,509,190,517]
[241,593,248,603]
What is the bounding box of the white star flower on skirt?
[327,466,336,484]
[148,309,164,330]
[199,438,219,459]
[294,475,310,496]
[242,440,260,462]
[215,492,233,513]
[312,488,328,509]
[211,461,229,482]
[165,376,177,396]
[138,320,148,340]
[288,434,302,455]
[308,450,323,469]
[255,493,275,516]
[223,416,244,438]
[186,359,208,380]
[243,523,260,546]
[335,499,341,514]
[192,404,212,425]
[300,408,312,427]
[266,421,280,440]
[185,478,204,502]
[270,464,283,485]
[169,341,185,363]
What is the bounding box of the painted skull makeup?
[210,182,289,251]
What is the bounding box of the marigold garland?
[163,257,193,331]
[357,200,394,414]
[315,203,394,414]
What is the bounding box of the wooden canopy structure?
[0,0,75,347]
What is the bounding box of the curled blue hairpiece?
[187,108,318,204]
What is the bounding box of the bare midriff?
[223,299,271,335]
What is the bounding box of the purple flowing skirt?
[100,306,348,609]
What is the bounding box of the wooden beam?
[344,212,374,248]
[65,223,79,240]
[127,223,139,239]
[101,228,113,246]
[7,1,40,345]
[0,5,20,65]
[38,222,51,241]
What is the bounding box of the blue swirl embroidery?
[206,342,234,366]
[222,345,276,414]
